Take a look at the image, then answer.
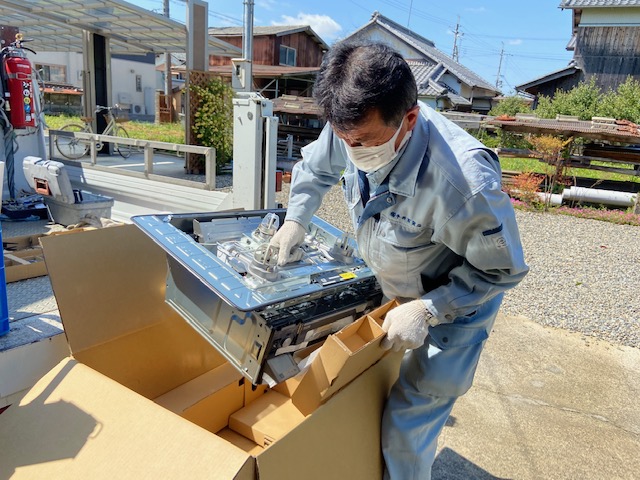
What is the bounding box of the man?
[269,41,529,479]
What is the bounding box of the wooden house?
[207,25,328,98]
[343,12,500,113]
[518,0,640,97]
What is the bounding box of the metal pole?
[243,0,254,91]
[164,0,173,121]
[496,43,504,90]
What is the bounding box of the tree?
[190,78,234,171]
[599,76,640,123]
[535,77,602,120]
[489,96,532,117]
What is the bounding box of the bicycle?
[55,105,132,159]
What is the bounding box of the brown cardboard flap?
[2,233,44,251]
[256,352,404,480]
[154,363,244,434]
[41,224,227,399]
[217,428,265,456]
[40,225,176,353]
[367,299,401,326]
[290,315,387,415]
[0,358,254,480]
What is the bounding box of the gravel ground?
[276,182,640,349]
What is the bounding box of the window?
[136,74,142,92]
[35,64,66,83]
[279,45,296,67]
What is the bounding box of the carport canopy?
[0,0,240,56]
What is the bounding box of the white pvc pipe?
[561,187,637,208]
[535,192,563,206]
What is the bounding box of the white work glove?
[269,220,307,266]
[381,300,434,352]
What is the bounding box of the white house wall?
[350,28,424,59]
[26,51,84,87]
[27,51,156,116]
[580,7,640,26]
[441,72,461,95]
[110,58,156,115]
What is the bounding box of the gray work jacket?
[285,102,529,325]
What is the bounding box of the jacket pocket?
[341,171,361,210]
[429,322,489,350]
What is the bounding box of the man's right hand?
[269,220,307,266]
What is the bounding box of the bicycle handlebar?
[94,104,121,112]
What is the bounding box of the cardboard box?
[229,390,307,447]
[0,225,402,479]
[3,247,47,283]
[288,314,389,415]
[2,233,44,251]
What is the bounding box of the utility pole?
[452,16,462,62]
[407,0,414,28]
[495,43,504,90]
[163,0,173,121]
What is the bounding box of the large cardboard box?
[0,225,402,479]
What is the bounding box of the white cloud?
[256,0,278,10]
[272,13,342,42]
[508,39,523,46]
[465,7,486,13]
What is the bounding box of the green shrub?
[489,96,532,117]
[535,77,602,120]
[190,79,234,169]
[599,76,640,124]
[532,76,640,123]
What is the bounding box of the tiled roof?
[364,12,497,93]
[408,61,471,105]
[515,64,580,91]
[560,0,640,7]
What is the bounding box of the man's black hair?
[313,40,418,132]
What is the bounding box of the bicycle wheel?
[114,126,132,159]
[55,123,89,160]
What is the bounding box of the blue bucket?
[0,222,9,336]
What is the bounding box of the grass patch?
[44,114,185,144]
[500,156,640,184]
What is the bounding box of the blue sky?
[139,0,574,94]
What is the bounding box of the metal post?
[286,134,293,159]
[263,113,279,209]
[243,0,254,91]
[232,93,277,209]
[163,0,173,122]
[144,144,153,175]
[205,148,216,190]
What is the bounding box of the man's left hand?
[381,300,434,352]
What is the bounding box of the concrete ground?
[433,313,640,480]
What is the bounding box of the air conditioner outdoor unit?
[132,104,146,115]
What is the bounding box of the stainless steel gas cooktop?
[132,209,382,384]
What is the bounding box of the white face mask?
[344,119,412,173]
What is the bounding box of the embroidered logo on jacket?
[389,211,422,228]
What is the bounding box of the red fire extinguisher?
[1,33,37,129]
